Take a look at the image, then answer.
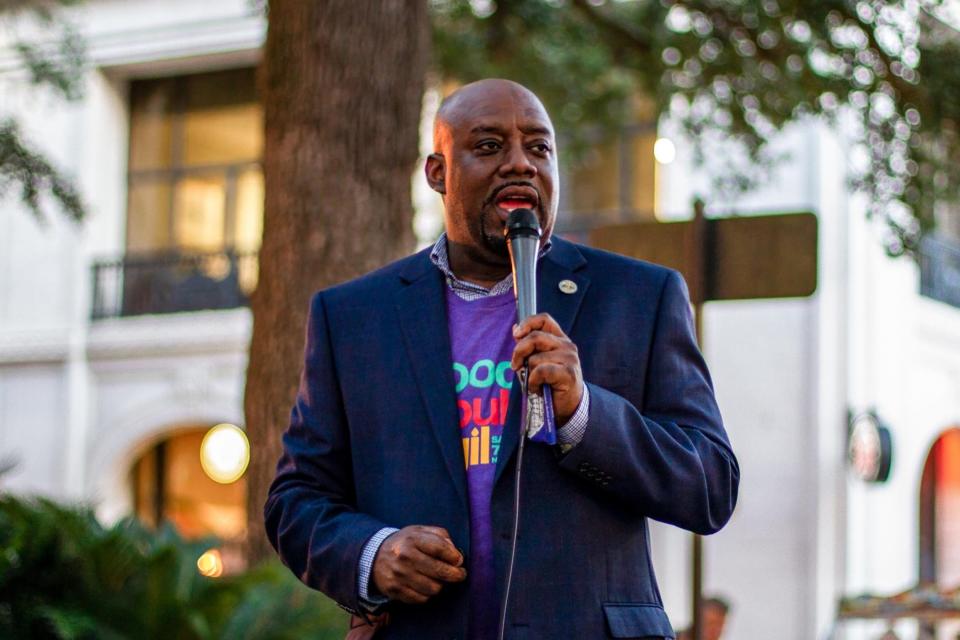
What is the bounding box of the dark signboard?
[590,212,819,302]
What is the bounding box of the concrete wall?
[843,197,960,640]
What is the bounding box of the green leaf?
[0,119,86,223]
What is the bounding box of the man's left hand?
[511,313,584,424]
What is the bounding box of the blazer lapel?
[494,238,591,486]
[395,253,468,512]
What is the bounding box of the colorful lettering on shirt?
[456,378,511,468]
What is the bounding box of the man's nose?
[498,145,537,178]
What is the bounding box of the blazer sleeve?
[557,270,740,534]
[263,291,388,613]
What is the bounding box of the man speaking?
[264,78,739,639]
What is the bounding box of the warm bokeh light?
[653,137,676,164]
[197,548,224,578]
[199,423,250,484]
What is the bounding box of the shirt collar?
[429,232,552,299]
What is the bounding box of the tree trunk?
[245,0,429,564]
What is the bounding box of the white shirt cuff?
[357,526,398,607]
[556,385,590,451]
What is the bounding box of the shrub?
[0,495,347,639]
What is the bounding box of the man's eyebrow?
[470,125,504,135]
[520,125,553,136]
[468,124,553,136]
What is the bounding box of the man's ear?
[425,153,446,195]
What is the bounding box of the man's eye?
[531,142,552,154]
[477,140,501,152]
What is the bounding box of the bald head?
[433,79,554,152]
[424,77,559,281]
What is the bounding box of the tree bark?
[245,0,429,564]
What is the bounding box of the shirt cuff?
[358,526,399,608]
[556,385,590,451]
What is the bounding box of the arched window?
[130,426,247,574]
[919,427,960,587]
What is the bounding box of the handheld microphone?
[505,208,556,445]
[505,208,541,322]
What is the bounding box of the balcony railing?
[91,250,258,320]
[919,234,960,310]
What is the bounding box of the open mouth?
[492,185,539,220]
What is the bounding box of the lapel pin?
[558,279,578,294]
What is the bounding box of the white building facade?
[1,2,958,638]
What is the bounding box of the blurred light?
[654,138,677,165]
[200,423,249,484]
[197,549,223,578]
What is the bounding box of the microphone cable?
[497,368,528,640]
[498,208,540,640]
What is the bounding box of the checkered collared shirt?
[427,231,540,300]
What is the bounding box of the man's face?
[428,83,559,266]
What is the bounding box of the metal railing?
[91,249,258,320]
[919,234,960,310]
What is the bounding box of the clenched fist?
[371,525,467,604]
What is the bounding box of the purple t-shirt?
[446,287,517,640]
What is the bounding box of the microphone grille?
[505,208,541,238]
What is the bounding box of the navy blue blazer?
[265,237,739,639]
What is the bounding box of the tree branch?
[0,119,84,223]
[569,0,652,56]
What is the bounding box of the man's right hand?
[371,525,467,604]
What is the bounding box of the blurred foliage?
[0,495,348,639]
[0,119,84,223]
[0,0,86,224]
[432,0,960,255]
